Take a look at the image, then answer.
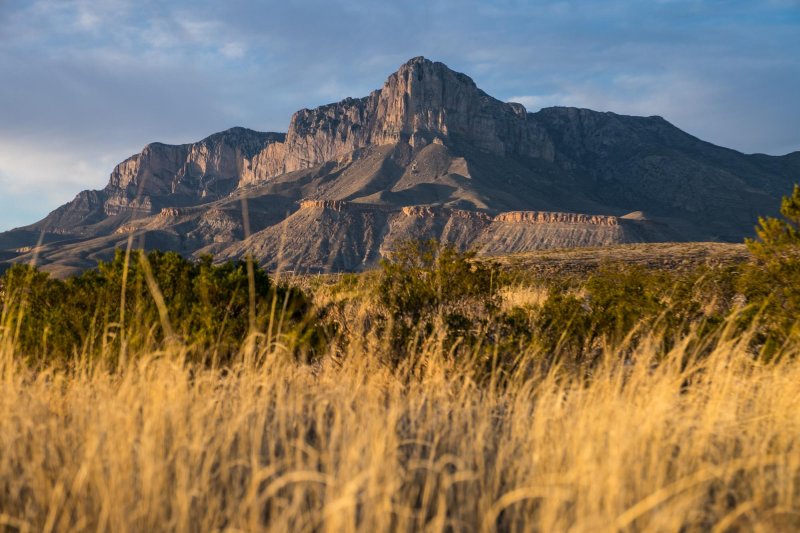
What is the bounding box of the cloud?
[0,135,128,229]
[508,62,800,156]
[509,71,718,118]
[219,42,246,60]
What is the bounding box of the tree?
[741,184,800,357]
[746,183,800,259]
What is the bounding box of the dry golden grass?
[1,302,800,533]
[498,285,549,311]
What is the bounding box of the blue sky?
[1,0,798,231]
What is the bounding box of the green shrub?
[378,240,498,353]
[739,183,800,358]
[374,240,743,373]
[379,240,496,316]
[533,291,592,358]
[0,250,326,365]
[529,264,737,363]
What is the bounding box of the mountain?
[2,57,798,276]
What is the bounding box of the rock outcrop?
[299,200,357,211]
[493,211,619,226]
[2,56,798,277]
[278,57,555,173]
[87,128,286,219]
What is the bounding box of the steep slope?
[529,107,796,240]
[1,57,797,276]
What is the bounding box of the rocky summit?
[2,57,798,276]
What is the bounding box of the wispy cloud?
[0,136,128,228]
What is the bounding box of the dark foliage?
[376,241,743,376]
[0,250,326,365]
[739,183,800,358]
[377,240,499,357]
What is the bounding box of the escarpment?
[247,56,556,177]
[3,56,798,276]
[91,128,288,219]
[494,211,620,226]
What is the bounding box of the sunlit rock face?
[279,57,554,173]
[101,128,286,215]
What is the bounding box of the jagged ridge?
[1,57,798,277]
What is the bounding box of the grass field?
[1,238,800,532]
[1,314,799,532]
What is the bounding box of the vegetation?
[0,250,324,366]
[377,240,498,363]
[740,183,800,356]
[0,186,799,531]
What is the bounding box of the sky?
[0,0,799,231]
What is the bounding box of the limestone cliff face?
[108,154,141,190]
[400,205,493,221]
[275,57,555,174]
[283,96,377,172]
[494,211,620,226]
[79,57,558,218]
[240,142,287,186]
[369,57,552,159]
[101,128,285,215]
[298,200,354,211]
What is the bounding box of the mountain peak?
[5,57,797,277]
[386,56,478,95]
[280,57,547,173]
[402,55,431,66]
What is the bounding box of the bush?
[530,264,737,364]
[374,241,741,373]
[378,240,498,353]
[739,183,800,357]
[0,250,326,365]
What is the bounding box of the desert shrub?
[379,240,496,318]
[532,290,592,357]
[0,263,72,359]
[529,267,660,362]
[528,264,738,364]
[373,240,744,373]
[738,183,800,358]
[0,250,326,365]
[378,240,498,351]
[584,265,664,342]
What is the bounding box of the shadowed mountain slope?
[2,57,797,276]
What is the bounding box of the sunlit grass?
[1,291,799,532]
